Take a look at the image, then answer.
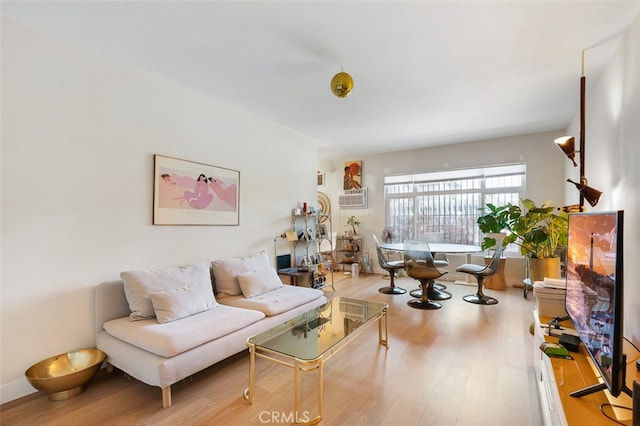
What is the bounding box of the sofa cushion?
[211,250,270,298]
[121,262,214,321]
[103,304,265,357]
[237,268,283,298]
[151,283,217,324]
[218,285,324,316]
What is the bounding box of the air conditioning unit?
[339,188,368,208]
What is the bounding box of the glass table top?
[248,297,387,360]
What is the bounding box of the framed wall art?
[343,160,362,190]
[153,154,239,225]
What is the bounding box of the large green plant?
[477,203,511,250]
[478,199,568,258]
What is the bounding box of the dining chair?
[373,234,406,295]
[404,240,448,310]
[409,233,451,299]
[455,243,503,305]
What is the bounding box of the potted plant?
[477,203,511,250]
[346,215,361,235]
[484,199,568,282]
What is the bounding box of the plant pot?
[528,257,561,283]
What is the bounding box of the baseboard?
[0,377,37,405]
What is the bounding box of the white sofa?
[95,251,327,408]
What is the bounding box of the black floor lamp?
[554,50,603,211]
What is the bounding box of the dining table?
[380,242,484,293]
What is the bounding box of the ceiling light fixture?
[553,50,602,211]
[330,67,353,98]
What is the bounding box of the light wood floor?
[1,274,543,426]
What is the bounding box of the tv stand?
[533,311,639,425]
[570,359,633,398]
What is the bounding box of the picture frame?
[153,154,239,225]
[317,224,328,239]
[343,160,362,190]
[361,252,373,274]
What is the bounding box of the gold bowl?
[25,349,106,401]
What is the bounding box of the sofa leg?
[162,386,172,408]
[106,362,114,373]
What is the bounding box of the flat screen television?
[565,210,631,398]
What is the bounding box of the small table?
[244,297,389,425]
[277,268,313,287]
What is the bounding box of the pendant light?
[330,68,353,98]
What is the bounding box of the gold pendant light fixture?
[330,67,353,98]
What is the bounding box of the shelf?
[287,211,334,291]
[335,235,365,274]
[533,311,639,426]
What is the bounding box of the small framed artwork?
[343,161,362,190]
[361,252,373,274]
[317,224,328,239]
[317,171,325,187]
[154,154,240,225]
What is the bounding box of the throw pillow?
[211,250,270,298]
[121,261,214,320]
[150,283,216,324]
[237,267,283,298]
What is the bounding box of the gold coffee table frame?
[243,297,389,425]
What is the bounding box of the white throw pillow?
[121,262,213,320]
[237,268,283,298]
[211,250,270,298]
[150,283,216,324]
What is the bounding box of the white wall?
[562,13,640,347]
[0,19,319,402]
[320,131,566,285]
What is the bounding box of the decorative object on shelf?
[330,67,353,98]
[317,171,325,187]
[153,154,239,226]
[317,224,328,239]
[553,50,603,211]
[343,161,362,190]
[361,252,373,274]
[347,215,361,235]
[317,191,331,223]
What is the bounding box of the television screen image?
[565,210,631,398]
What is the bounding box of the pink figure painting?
[208,178,238,209]
[182,174,214,209]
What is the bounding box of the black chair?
[456,243,503,305]
[373,235,406,295]
[404,240,448,310]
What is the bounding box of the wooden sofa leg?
[162,386,172,408]
[106,362,114,373]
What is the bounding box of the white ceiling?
[4,1,640,158]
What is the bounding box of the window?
[384,164,526,250]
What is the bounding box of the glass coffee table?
[243,297,389,424]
